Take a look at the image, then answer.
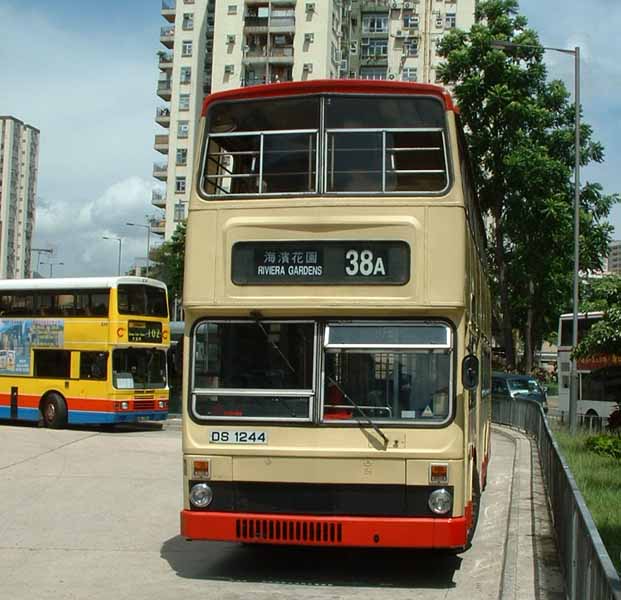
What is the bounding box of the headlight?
[158,400,165,408]
[428,488,452,515]
[189,483,213,508]
[121,401,129,410]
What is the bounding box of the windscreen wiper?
[326,374,389,447]
[250,311,297,416]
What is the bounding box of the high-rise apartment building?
[154,0,474,239]
[0,117,39,279]
[607,241,621,275]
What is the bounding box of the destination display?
[128,320,162,343]
[231,241,410,285]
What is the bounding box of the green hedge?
[586,435,621,460]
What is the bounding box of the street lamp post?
[126,222,151,277]
[41,261,64,277]
[102,236,123,276]
[491,40,581,433]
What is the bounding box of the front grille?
[236,517,343,544]
[135,393,154,399]
[134,400,154,410]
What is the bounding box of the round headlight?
[158,400,165,408]
[428,488,452,515]
[189,483,213,508]
[121,401,129,410]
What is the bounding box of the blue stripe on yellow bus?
[0,406,40,421]
[68,411,168,424]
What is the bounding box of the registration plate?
[209,430,268,444]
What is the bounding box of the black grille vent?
[235,518,343,544]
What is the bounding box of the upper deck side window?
[200,94,450,198]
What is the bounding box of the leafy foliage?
[609,405,621,433]
[437,0,618,369]
[150,221,186,308]
[575,277,621,358]
[585,434,621,460]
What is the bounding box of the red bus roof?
[201,79,456,116]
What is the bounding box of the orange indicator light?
[430,464,448,484]
[117,327,125,337]
[193,460,210,480]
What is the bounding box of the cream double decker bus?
[181,80,491,550]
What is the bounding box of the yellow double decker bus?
[0,276,170,428]
[181,80,491,550]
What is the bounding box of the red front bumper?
[180,509,469,548]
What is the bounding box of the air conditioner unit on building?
[303,63,313,72]
[391,1,399,9]
[305,2,315,13]
[388,73,396,80]
[224,64,234,74]
[304,32,314,43]
[436,17,444,27]
[404,1,414,8]
[227,34,236,44]
[395,29,405,37]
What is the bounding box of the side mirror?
[462,354,479,391]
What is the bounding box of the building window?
[228,4,237,14]
[182,13,194,30]
[362,14,388,33]
[361,38,388,58]
[174,202,186,222]
[179,94,190,111]
[177,120,189,138]
[180,66,191,83]
[402,67,418,81]
[176,148,188,166]
[403,38,419,56]
[403,13,419,29]
[175,177,186,193]
[182,40,193,56]
[445,13,456,28]
[359,66,387,80]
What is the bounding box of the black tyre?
[467,468,481,546]
[41,393,68,429]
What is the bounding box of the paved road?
[0,422,563,599]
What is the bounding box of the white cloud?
[35,177,159,277]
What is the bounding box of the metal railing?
[492,397,621,599]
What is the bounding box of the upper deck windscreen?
[201,94,449,198]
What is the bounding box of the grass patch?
[553,429,621,573]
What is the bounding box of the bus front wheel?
[41,393,67,429]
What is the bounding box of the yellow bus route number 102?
[209,430,268,444]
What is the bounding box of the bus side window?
[91,293,109,316]
[75,293,90,316]
[80,352,108,380]
[34,350,71,378]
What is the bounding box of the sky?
[1,0,619,277]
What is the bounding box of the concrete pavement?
[0,421,564,599]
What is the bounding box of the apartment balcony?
[152,190,166,209]
[155,106,170,127]
[269,16,296,33]
[158,51,173,70]
[244,16,269,33]
[153,162,168,181]
[157,79,172,101]
[161,0,176,23]
[149,219,166,236]
[160,25,175,48]
[154,135,169,154]
[269,46,294,64]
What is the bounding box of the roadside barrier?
[492,397,621,600]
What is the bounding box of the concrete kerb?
[493,424,565,600]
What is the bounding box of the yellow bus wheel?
[41,393,67,429]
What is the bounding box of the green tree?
[575,276,621,358]
[438,0,617,370]
[150,221,186,313]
